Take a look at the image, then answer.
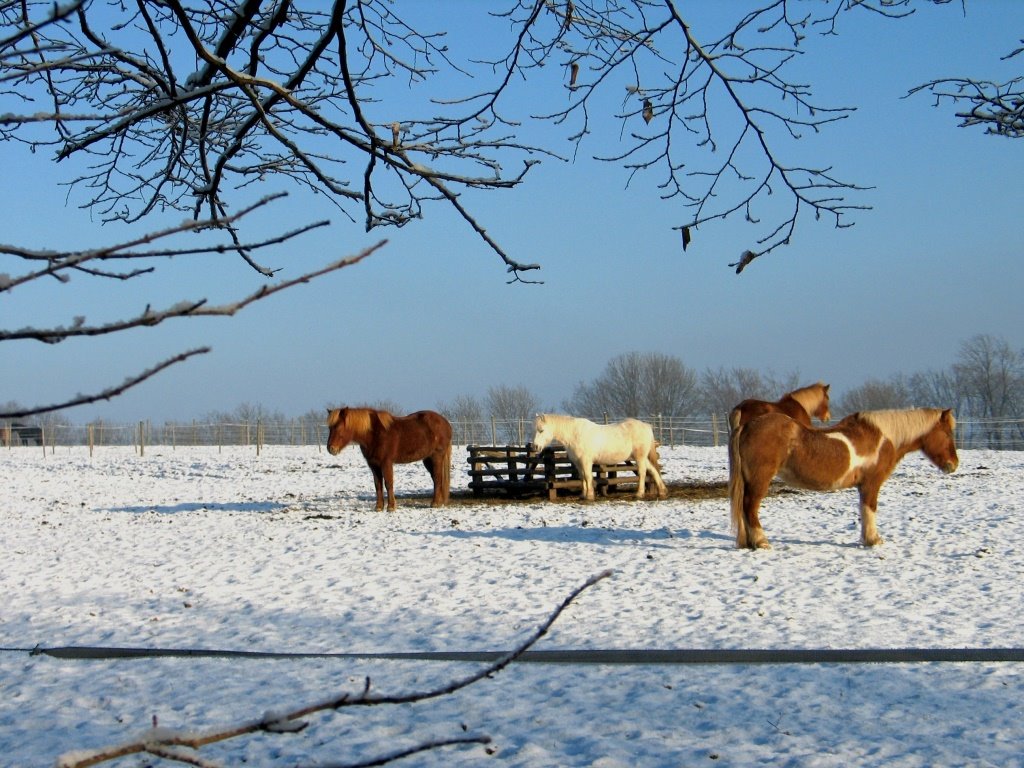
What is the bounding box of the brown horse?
[326,407,452,511]
[729,408,958,549]
[729,381,831,432]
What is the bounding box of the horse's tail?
[727,413,747,547]
[647,441,662,473]
[728,405,743,434]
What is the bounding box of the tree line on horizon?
[8,334,1018,443]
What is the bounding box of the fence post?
[711,412,719,448]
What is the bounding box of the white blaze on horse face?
[824,432,880,487]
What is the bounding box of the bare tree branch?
[1,1,958,280]
[909,49,1024,139]
[1,240,385,344]
[1,348,211,419]
[0,190,383,417]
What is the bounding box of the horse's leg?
[424,454,446,507]
[743,484,772,549]
[580,457,596,501]
[732,429,777,549]
[634,453,648,499]
[858,483,884,547]
[645,443,667,499]
[422,457,437,505]
[383,461,397,511]
[653,465,668,499]
[728,428,747,547]
[369,463,385,512]
[646,452,668,499]
[439,443,451,505]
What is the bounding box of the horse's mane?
[537,413,576,426]
[333,407,394,435]
[788,381,826,410]
[859,408,948,447]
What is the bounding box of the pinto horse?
[729,408,958,549]
[729,381,831,432]
[531,413,667,502]
[326,407,452,511]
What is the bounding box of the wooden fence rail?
[4,416,1024,452]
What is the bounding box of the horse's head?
[921,409,959,474]
[326,407,350,456]
[812,382,832,424]
[531,414,554,451]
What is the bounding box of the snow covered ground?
[1,443,1022,767]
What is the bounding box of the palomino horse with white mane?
[531,414,667,502]
[729,408,958,549]
[327,407,452,511]
[729,381,831,431]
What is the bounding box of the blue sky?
[3,2,1023,423]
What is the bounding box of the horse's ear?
[942,409,956,428]
[822,383,830,393]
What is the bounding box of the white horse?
[531,413,668,502]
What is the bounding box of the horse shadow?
[427,524,733,547]
[101,501,289,515]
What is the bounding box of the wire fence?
[4,415,1024,453]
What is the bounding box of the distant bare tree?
[953,334,1024,447]
[906,369,965,412]
[566,352,697,419]
[836,376,913,415]
[486,384,541,444]
[698,367,801,418]
[204,402,287,426]
[438,394,489,446]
